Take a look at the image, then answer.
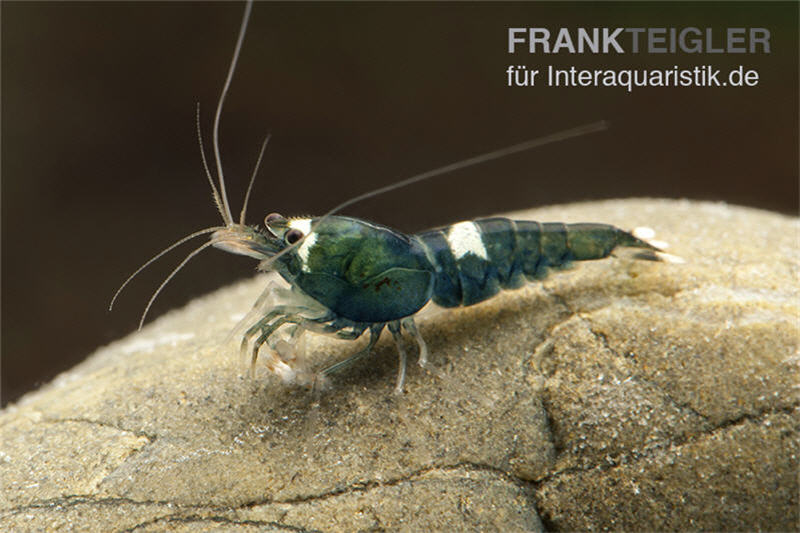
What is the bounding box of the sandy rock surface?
[1,199,797,532]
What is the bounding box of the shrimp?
[111,0,678,394]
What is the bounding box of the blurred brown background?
[3,2,797,405]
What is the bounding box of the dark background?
[3,2,797,405]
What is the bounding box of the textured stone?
[1,199,797,531]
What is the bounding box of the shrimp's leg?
[227,281,290,344]
[319,323,384,378]
[388,321,408,394]
[241,306,298,365]
[401,316,428,368]
[249,314,309,381]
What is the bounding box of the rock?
[1,199,797,531]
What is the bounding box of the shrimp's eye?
[265,212,284,225]
[285,228,303,244]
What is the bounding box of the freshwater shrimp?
[111,0,678,394]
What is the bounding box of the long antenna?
[240,134,271,224]
[213,0,253,225]
[110,1,255,321]
[197,103,226,221]
[321,120,608,222]
[109,226,224,311]
[260,121,609,270]
[137,238,223,329]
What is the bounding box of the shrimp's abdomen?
[415,218,660,308]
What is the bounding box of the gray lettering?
[727,28,746,53]
[750,28,770,53]
[648,28,667,53]
[706,28,723,53]
[577,28,599,53]
[529,28,551,53]
[679,27,702,53]
[625,28,645,53]
[553,28,576,53]
[604,27,624,53]
[508,28,527,53]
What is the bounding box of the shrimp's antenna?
[110,226,226,311]
[213,0,253,226]
[240,134,271,224]
[138,238,224,330]
[112,1,254,326]
[197,103,228,221]
[259,121,609,270]
[321,120,608,222]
